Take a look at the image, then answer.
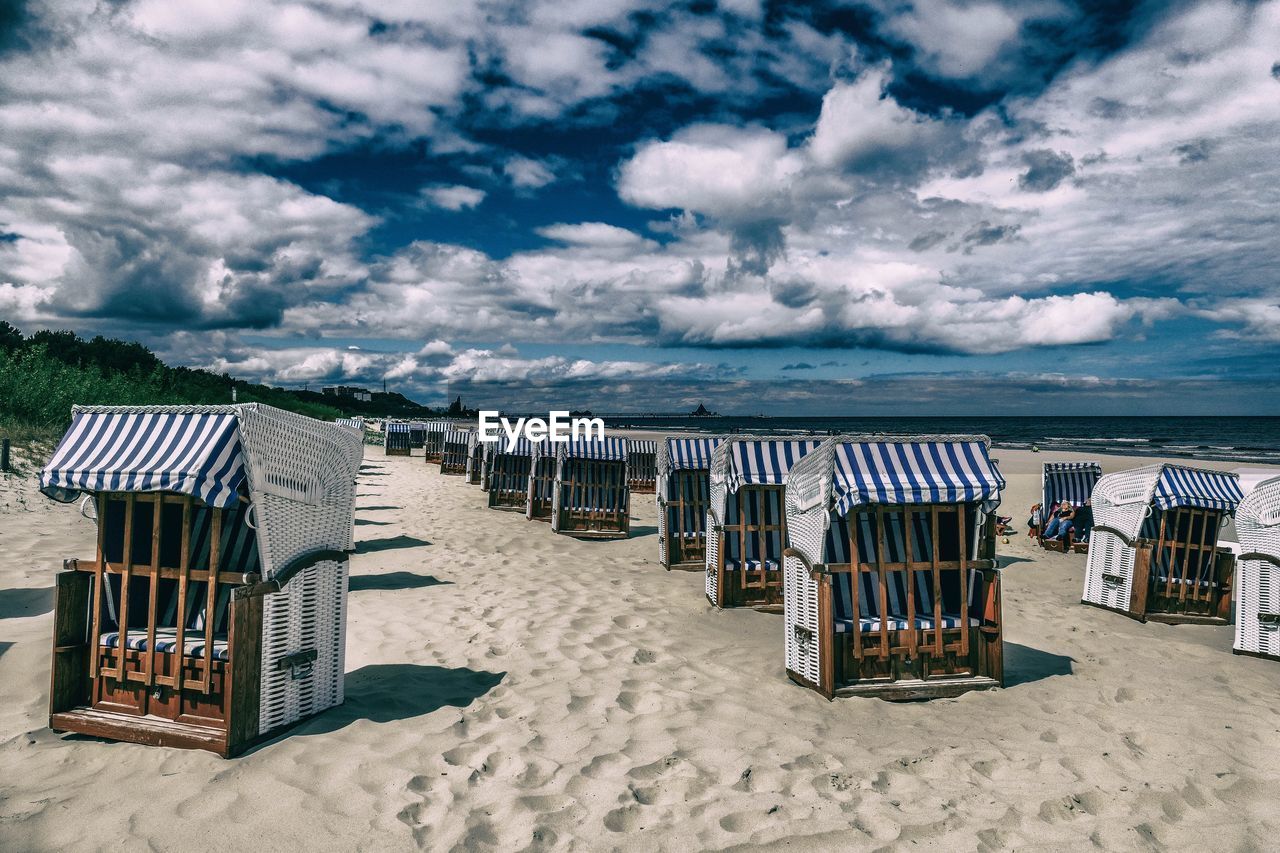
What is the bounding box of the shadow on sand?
[291,664,505,738]
[1004,642,1074,687]
[349,572,451,592]
[0,641,12,662]
[0,587,54,619]
[355,518,392,526]
[357,505,401,512]
[354,535,431,555]
[628,525,658,538]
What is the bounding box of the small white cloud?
[536,222,652,249]
[504,156,556,189]
[420,184,487,211]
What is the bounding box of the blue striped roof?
[666,436,724,470]
[727,440,820,491]
[562,436,628,461]
[493,437,538,456]
[443,428,471,444]
[1043,461,1100,509]
[335,417,363,431]
[628,439,657,454]
[41,410,246,508]
[832,440,1004,515]
[1153,466,1242,512]
[385,422,410,433]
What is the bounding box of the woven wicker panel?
[1234,476,1280,656]
[705,510,718,601]
[1082,529,1136,611]
[784,502,828,685]
[235,406,358,736]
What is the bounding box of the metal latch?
[1258,612,1280,627]
[793,624,814,652]
[275,649,318,680]
[1101,573,1124,586]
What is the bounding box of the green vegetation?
[0,323,437,440]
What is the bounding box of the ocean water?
[599,416,1280,465]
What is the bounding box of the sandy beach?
[2,443,1280,851]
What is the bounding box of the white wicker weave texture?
[1235,476,1280,658]
[1081,465,1162,612]
[235,405,360,736]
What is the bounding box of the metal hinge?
[275,649,318,680]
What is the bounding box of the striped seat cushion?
[1154,575,1214,589]
[833,566,980,634]
[724,558,780,571]
[100,628,230,661]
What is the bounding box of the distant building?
[691,403,716,417]
[322,385,373,402]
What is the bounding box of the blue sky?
[0,0,1278,413]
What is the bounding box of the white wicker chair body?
[656,440,672,567]
[1081,465,1164,613]
[1234,476,1280,659]
[234,404,361,736]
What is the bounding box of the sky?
[0,0,1278,414]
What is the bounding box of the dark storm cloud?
[908,230,948,252]
[1018,149,1076,191]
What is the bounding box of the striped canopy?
[409,421,426,430]
[628,439,657,454]
[385,422,410,433]
[562,436,628,461]
[832,440,1004,516]
[41,410,246,509]
[335,417,363,431]
[493,437,539,456]
[443,428,471,445]
[1153,466,1243,512]
[666,436,724,470]
[1043,461,1101,508]
[726,440,820,492]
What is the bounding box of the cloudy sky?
[1,0,1277,413]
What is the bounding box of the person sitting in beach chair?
[1071,501,1093,551]
[1042,501,1076,544]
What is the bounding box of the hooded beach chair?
[550,436,630,539]
[627,439,658,494]
[1234,475,1280,662]
[439,428,472,476]
[1082,464,1242,624]
[656,436,725,571]
[526,440,557,523]
[706,437,821,610]
[423,420,451,462]
[41,404,361,756]
[384,421,411,455]
[1039,461,1101,552]
[408,421,427,449]
[783,435,1006,700]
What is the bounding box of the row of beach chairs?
[32,407,1280,759]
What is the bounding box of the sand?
[2,443,1280,851]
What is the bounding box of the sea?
[598,416,1280,466]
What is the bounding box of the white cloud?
[420,184,487,211]
[536,222,654,249]
[504,156,557,189]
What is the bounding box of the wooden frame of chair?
[628,449,657,494]
[488,451,531,512]
[424,427,446,463]
[1096,506,1234,625]
[48,492,263,756]
[467,441,485,485]
[787,503,1003,701]
[711,484,786,611]
[661,468,711,571]
[439,434,469,476]
[384,428,411,456]
[553,457,629,539]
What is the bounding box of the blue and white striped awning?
[666,436,724,470]
[41,410,246,509]
[727,440,820,491]
[1153,466,1242,512]
[1043,461,1101,508]
[335,417,363,431]
[832,440,1004,515]
[492,437,538,456]
[443,428,471,444]
[386,422,410,433]
[562,436,628,461]
[628,439,657,454]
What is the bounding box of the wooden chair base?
[663,559,704,572]
[786,669,999,702]
[558,528,627,540]
[1146,612,1228,626]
